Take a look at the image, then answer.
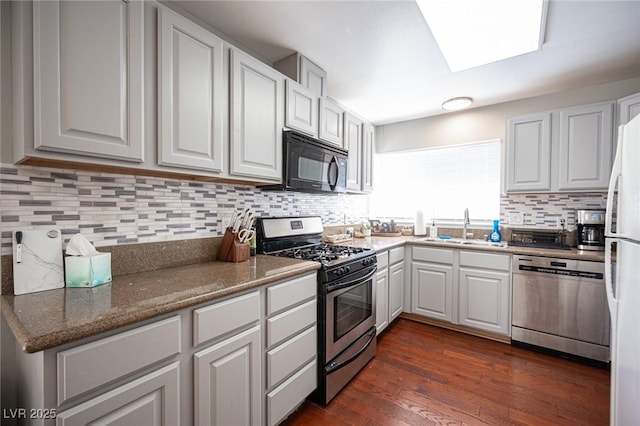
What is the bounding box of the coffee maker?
[576,209,605,251]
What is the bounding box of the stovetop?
[270,243,373,267]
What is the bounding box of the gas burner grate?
[273,244,369,264]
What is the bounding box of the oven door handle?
[327,267,377,293]
[326,328,376,374]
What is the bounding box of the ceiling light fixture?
[441,97,473,111]
[416,0,547,72]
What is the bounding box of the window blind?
[369,140,501,222]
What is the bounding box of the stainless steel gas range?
[256,216,377,404]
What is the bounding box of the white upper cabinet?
[318,98,344,147]
[157,7,225,173]
[33,0,144,162]
[230,49,283,181]
[273,53,327,97]
[344,112,363,191]
[558,102,613,190]
[361,123,375,192]
[284,79,318,137]
[299,56,327,98]
[506,101,615,193]
[617,92,640,126]
[505,112,552,192]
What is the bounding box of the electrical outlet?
[508,212,524,226]
[557,217,566,228]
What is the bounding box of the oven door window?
[334,281,372,342]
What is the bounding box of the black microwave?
[262,131,348,193]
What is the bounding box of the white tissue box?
[65,253,112,288]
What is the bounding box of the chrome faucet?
[462,208,470,239]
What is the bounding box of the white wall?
[376,77,640,153]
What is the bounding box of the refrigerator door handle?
[605,125,624,236]
[605,238,619,323]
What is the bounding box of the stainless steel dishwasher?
[511,255,610,362]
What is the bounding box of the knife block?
[217,228,250,262]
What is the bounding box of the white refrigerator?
[605,112,640,425]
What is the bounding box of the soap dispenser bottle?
[429,221,438,238]
[490,220,502,242]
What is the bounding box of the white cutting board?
[12,229,64,295]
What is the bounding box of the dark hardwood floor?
[283,319,610,425]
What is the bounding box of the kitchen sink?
[420,237,508,248]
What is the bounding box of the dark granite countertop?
[2,235,606,354]
[1,255,319,353]
[336,235,606,262]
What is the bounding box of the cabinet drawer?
[57,316,181,405]
[389,246,404,265]
[266,273,316,315]
[459,251,510,271]
[56,362,180,425]
[193,290,260,346]
[267,299,316,348]
[267,326,316,389]
[412,246,454,264]
[376,251,389,269]
[267,359,317,426]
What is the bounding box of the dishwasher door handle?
[550,261,567,267]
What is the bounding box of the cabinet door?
[344,112,363,191]
[56,363,180,426]
[230,49,283,181]
[195,325,261,426]
[558,102,614,190]
[458,268,510,335]
[617,92,640,126]
[33,0,143,162]
[375,268,389,335]
[158,7,224,172]
[362,123,375,192]
[284,79,318,137]
[505,113,551,191]
[299,56,327,97]
[318,98,344,147]
[411,262,453,322]
[388,261,404,322]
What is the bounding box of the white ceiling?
[171,0,640,125]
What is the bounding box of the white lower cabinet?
[412,260,454,322]
[264,273,317,426]
[10,272,319,426]
[388,260,405,322]
[194,326,262,426]
[56,362,180,426]
[409,245,511,336]
[375,247,405,335]
[375,267,389,335]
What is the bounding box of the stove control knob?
[345,266,351,273]
[337,267,345,276]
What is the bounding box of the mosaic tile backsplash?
[0,164,369,255]
[500,192,607,228]
[1,163,609,255]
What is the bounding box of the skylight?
[416,0,547,72]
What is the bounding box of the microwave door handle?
[328,156,338,191]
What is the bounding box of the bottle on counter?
[250,233,256,256]
[429,221,438,238]
[490,220,502,242]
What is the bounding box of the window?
[369,140,501,223]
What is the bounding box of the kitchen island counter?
[1,255,319,353]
